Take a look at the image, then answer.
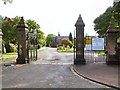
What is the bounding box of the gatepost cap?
[75,14,85,27]
[17,16,28,28]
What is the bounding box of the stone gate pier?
[16,17,29,64]
[74,15,86,65]
[106,21,119,65]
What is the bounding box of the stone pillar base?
[106,55,120,65]
[74,59,86,65]
[106,61,120,65]
[16,58,26,64]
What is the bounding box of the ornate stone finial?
[75,14,85,26]
[107,20,119,33]
[17,17,28,28]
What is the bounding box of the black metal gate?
[74,35,106,64]
[27,32,38,63]
[84,50,106,63]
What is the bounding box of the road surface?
[2,48,109,88]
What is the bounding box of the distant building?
[51,33,69,47]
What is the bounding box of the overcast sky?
[0,0,113,36]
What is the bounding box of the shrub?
[60,38,73,48]
[9,43,17,52]
[57,46,63,50]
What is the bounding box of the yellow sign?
[86,40,92,44]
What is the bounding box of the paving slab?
[72,63,120,89]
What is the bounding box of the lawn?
[57,48,74,52]
[2,52,17,64]
[2,52,17,59]
[95,50,106,56]
[2,47,48,64]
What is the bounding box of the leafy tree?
[46,34,56,47]
[2,16,20,44]
[2,16,46,52]
[11,16,21,44]
[0,15,4,29]
[113,1,120,29]
[94,2,120,43]
[26,19,46,47]
[60,38,73,48]
[69,32,73,43]
[2,16,20,52]
[26,19,40,33]
[93,7,113,36]
[37,30,46,47]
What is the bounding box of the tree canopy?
[2,16,21,44]
[93,2,120,38]
[26,19,40,33]
[26,19,46,47]
[0,15,4,29]
[46,34,56,47]
[93,7,113,36]
[60,38,73,48]
[1,16,46,52]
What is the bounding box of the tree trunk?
[2,44,5,53]
[5,42,11,53]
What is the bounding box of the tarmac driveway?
[2,48,109,88]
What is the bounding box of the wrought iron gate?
[74,35,106,64]
[27,32,38,63]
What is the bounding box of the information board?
[85,44,92,50]
[92,38,104,50]
[86,40,92,44]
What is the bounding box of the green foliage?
[117,37,120,43]
[0,15,4,29]
[26,19,46,47]
[113,1,120,28]
[4,43,17,53]
[37,30,46,47]
[60,38,73,48]
[113,1,120,38]
[26,19,40,33]
[94,7,113,36]
[94,4,120,39]
[96,50,106,56]
[46,34,56,47]
[2,16,46,52]
[9,43,17,52]
[57,45,73,52]
[2,16,21,44]
[57,45,65,50]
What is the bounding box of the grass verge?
[2,52,17,59]
[2,47,48,64]
[95,50,106,56]
[57,48,74,52]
